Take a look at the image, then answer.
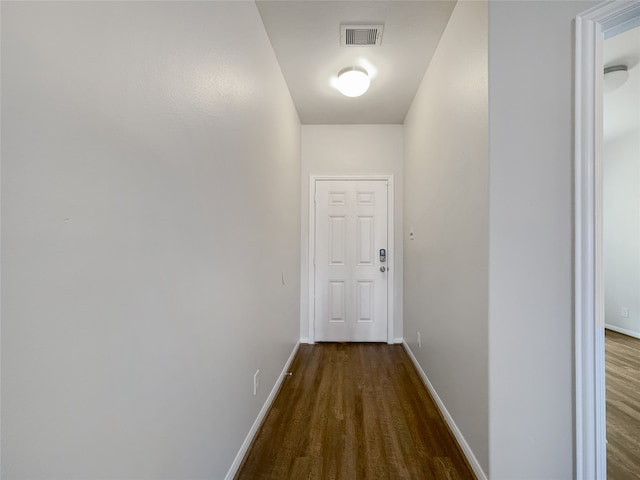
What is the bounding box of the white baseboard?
[605,323,640,340]
[224,341,300,480]
[402,341,488,480]
[302,337,399,344]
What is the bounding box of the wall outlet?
[417,331,421,348]
[622,307,629,318]
[253,369,260,396]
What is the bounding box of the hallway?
[236,344,475,480]
[1,0,598,477]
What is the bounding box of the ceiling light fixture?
[336,66,370,97]
[604,64,629,94]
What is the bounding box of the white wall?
[603,44,640,337]
[300,125,403,341]
[488,1,597,478]
[403,1,488,474]
[1,2,300,478]
[604,132,640,336]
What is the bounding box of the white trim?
[299,337,310,344]
[308,175,395,344]
[308,176,316,344]
[575,3,640,479]
[604,324,640,341]
[224,342,300,480]
[393,337,403,345]
[402,341,487,480]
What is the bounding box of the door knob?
[380,266,386,272]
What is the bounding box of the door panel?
[329,216,346,265]
[356,216,374,265]
[356,281,374,322]
[329,281,346,322]
[314,180,388,342]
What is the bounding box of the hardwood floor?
[606,330,640,480]
[235,343,476,480]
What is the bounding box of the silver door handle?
[380,266,386,272]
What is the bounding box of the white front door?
[314,180,388,342]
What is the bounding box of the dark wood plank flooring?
[606,330,640,480]
[235,343,476,480]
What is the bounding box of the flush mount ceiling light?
[336,66,370,97]
[604,64,629,94]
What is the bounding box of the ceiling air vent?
[340,24,384,47]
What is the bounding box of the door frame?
[308,175,395,344]
[575,2,640,478]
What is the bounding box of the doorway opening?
[602,21,640,479]
[575,2,640,478]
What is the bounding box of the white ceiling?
[604,25,640,142]
[256,1,456,125]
